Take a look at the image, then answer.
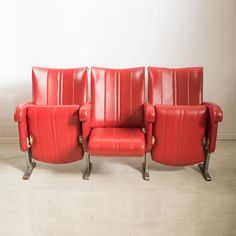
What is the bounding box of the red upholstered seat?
[14,67,88,169]
[147,67,223,180]
[88,128,145,156]
[79,67,151,179]
[152,105,207,166]
[80,67,147,156]
[80,67,145,156]
[27,105,83,164]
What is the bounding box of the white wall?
[0,0,236,140]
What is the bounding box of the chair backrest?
[91,67,145,128]
[32,67,88,105]
[148,67,203,105]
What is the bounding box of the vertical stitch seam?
[115,71,118,126]
[36,108,43,160]
[46,70,49,105]
[52,108,59,162]
[67,108,73,161]
[104,70,106,127]
[130,71,133,123]
[180,109,184,165]
[72,70,75,104]
[174,70,177,105]
[61,70,64,105]
[58,70,60,105]
[161,70,163,104]
[163,109,167,162]
[118,71,120,126]
[187,71,190,105]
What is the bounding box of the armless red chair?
[14,67,88,179]
[147,67,223,181]
[79,67,153,180]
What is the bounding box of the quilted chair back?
[148,67,203,105]
[91,67,145,128]
[32,67,88,105]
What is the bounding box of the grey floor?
[0,141,236,236]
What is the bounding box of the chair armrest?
[79,103,91,122]
[203,102,223,122]
[79,103,92,151]
[14,101,33,122]
[143,103,155,152]
[144,102,155,124]
[14,101,33,152]
[203,102,223,153]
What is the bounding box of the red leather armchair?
[14,67,88,179]
[79,67,153,180]
[147,67,223,180]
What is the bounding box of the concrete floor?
[0,141,236,236]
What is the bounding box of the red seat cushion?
[88,128,145,156]
[28,105,83,164]
[152,105,207,166]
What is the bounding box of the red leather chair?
[14,67,88,179]
[147,67,223,181]
[79,67,153,180]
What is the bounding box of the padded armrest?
[79,103,92,151]
[14,101,33,122]
[143,103,155,152]
[14,101,33,152]
[79,103,91,122]
[144,102,155,124]
[203,102,223,153]
[203,102,223,122]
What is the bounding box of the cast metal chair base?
[23,162,36,180]
[83,153,92,180]
[23,149,36,180]
[142,154,150,181]
[198,146,211,181]
[198,163,211,181]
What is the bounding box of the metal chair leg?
[83,152,92,180]
[23,148,36,180]
[142,153,150,181]
[198,147,211,181]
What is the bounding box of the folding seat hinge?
[27,135,33,148]
[79,136,83,144]
[152,136,156,145]
[202,137,209,147]
[142,128,146,133]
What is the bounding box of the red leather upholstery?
[144,103,155,152]
[203,102,223,152]
[28,105,83,163]
[81,67,146,157]
[32,67,88,105]
[148,67,223,166]
[14,102,33,152]
[148,67,203,105]
[203,102,223,122]
[144,102,155,123]
[91,67,145,127]
[15,67,87,164]
[14,101,33,122]
[88,128,145,156]
[152,105,207,166]
[79,103,92,151]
